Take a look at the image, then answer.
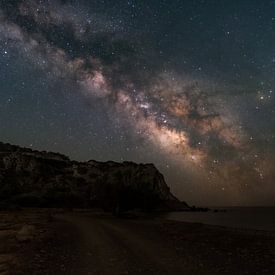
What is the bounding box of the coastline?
[163,207,275,232]
[1,209,275,274]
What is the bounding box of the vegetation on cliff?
[0,142,188,212]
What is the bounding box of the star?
[0,0,274,206]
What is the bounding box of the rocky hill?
[0,142,188,212]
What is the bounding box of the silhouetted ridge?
[0,142,188,212]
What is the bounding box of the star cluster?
[1,0,275,205]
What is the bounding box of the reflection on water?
[164,207,275,231]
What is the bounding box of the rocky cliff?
[0,142,188,211]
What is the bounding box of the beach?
[1,209,275,274]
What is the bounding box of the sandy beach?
[0,209,275,275]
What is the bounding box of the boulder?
[16,225,36,242]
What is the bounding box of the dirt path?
[57,213,196,274]
[2,210,275,274]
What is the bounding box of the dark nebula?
[1,0,275,205]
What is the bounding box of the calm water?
[164,207,275,231]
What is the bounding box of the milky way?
[1,0,275,205]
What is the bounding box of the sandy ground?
[1,209,275,274]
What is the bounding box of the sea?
[163,207,275,231]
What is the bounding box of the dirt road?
[55,213,196,274]
[2,210,275,274]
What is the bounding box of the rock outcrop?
[0,142,188,211]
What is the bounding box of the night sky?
[1,0,275,206]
